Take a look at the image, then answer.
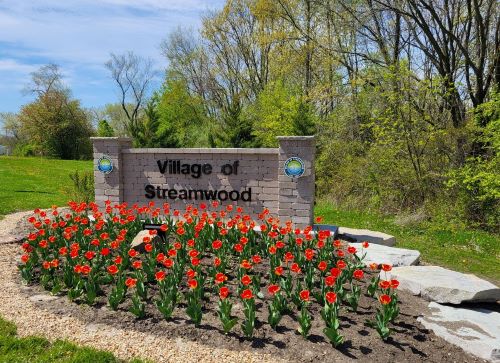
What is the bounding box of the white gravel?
[0,212,282,363]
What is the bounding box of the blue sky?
[0,0,225,113]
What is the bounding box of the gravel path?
[0,212,282,363]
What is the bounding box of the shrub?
[65,170,94,204]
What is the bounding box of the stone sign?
[91,136,315,227]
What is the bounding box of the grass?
[316,200,500,284]
[0,156,92,217]
[0,316,146,363]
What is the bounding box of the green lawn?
[0,317,146,363]
[316,201,500,284]
[0,156,92,217]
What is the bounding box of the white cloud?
[0,0,224,112]
[0,59,38,73]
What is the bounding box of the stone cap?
[121,148,278,154]
[90,137,133,141]
[276,136,315,141]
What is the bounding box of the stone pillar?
[277,136,315,228]
[91,137,133,209]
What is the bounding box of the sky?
[0,0,225,113]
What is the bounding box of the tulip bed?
[18,201,400,345]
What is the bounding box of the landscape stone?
[418,302,500,362]
[385,266,500,304]
[130,230,162,250]
[338,227,396,246]
[350,243,420,266]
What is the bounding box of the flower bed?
[18,201,399,345]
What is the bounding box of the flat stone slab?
[338,226,395,246]
[385,266,500,304]
[418,302,500,362]
[351,243,420,266]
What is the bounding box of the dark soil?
[17,269,488,363]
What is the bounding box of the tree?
[17,64,93,159]
[156,76,207,147]
[136,93,161,147]
[250,80,310,146]
[97,120,115,137]
[105,52,156,143]
[23,63,65,97]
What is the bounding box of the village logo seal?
[97,155,113,174]
[284,157,305,178]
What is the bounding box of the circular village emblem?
[97,155,113,174]
[284,157,305,178]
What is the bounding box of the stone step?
[418,301,500,362]
[384,266,500,304]
[350,243,420,266]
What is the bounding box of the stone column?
[277,136,315,228]
[91,137,133,209]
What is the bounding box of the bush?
[446,93,500,232]
[65,170,94,204]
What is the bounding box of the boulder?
[131,230,162,251]
[351,243,420,267]
[418,302,500,362]
[384,266,500,304]
[338,227,395,246]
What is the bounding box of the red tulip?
[214,272,227,284]
[241,275,252,286]
[268,284,280,295]
[379,280,391,289]
[240,289,253,299]
[188,279,198,289]
[219,286,230,300]
[299,290,310,301]
[107,265,119,275]
[155,270,166,281]
[390,279,399,289]
[325,275,336,286]
[325,291,337,304]
[379,294,392,305]
[353,269,364,280]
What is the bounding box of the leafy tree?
[97,120,115,137]
[292,100,316,136]
[157,77,208,147]
[251,80,313,146]
[136,94,161,147]
[447,93,500,231]
[216,97,259,148]
[16,64,93,159]
[18,91,93,159]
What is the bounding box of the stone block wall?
[91,136,315,227]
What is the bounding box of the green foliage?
[447,93,500,232]
[250,80,315,147]
[18,91,93,160]
[215,99,259,148]
[65,170,94,204]
[97,120,115,137]
[135,94,161,148]
[156,77,206,147]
